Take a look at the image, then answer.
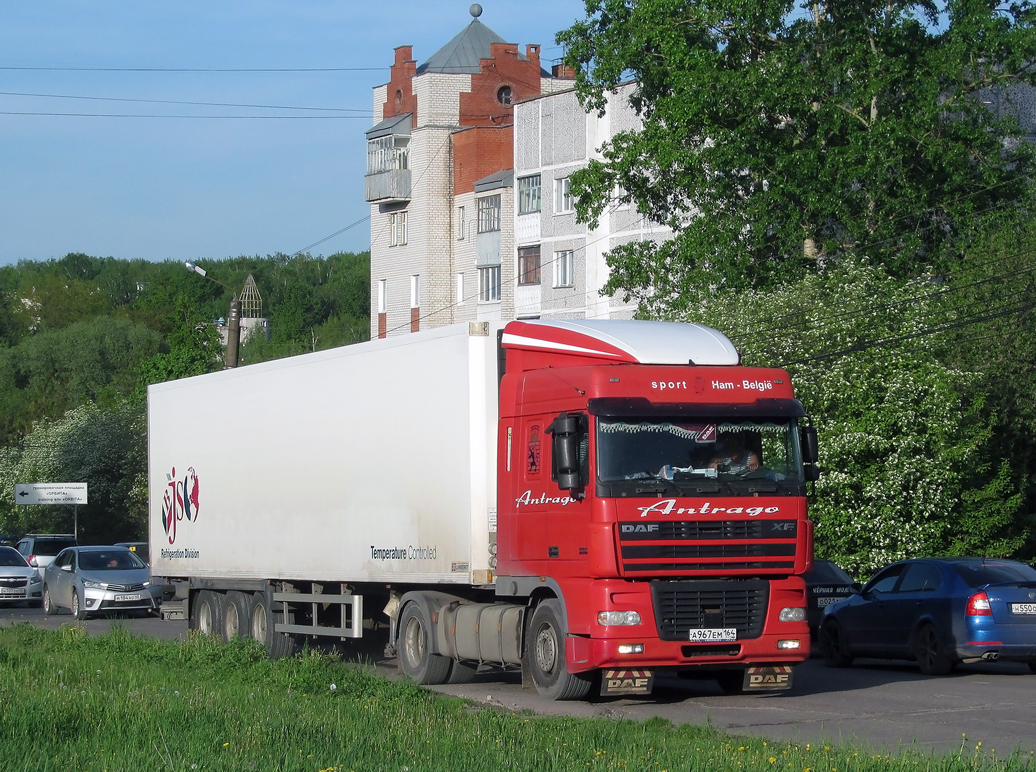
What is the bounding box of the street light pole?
[184,261,241,369]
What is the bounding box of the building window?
[479,266,501,302]
[377,279,387,314]
[410,275,420,309]
[456,206,465,239]
[477,195,501,233]
[367,135,409,175]
[517,175,541,215]
[518,245,541,286]
[497,85,513,104]
[553,250,574,288]
[555,177,574,214]
[389,212,408,246]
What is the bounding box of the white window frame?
[410,275,419,309]
[518,245,541,286]
[479,266,501,302]
[554,177,574,214]
[390,212,408,246]
[553,250,574,288]
[477,195,501,233]
[456,206,465,240]
[517,174,541,215]
[377,279,387,313]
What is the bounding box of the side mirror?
[61,564,72,572]
[549,412,584,494]
[801,426,820,481]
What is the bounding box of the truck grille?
[651,579,769,641]
[619,519,798,573]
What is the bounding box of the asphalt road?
[3,603,1034,758]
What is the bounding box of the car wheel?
[71,589,88,621]
[914,623,955,675]
[819,620,854,667]
[43,585,58,615]
[398,601,452,685]
[525,599,593,701]
[223,591,250,642]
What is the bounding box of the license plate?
[115,594,142,602]
[689,627,737,642]
[1011,603,1036,614]
[816,596,839,608]
[0,588,25,597]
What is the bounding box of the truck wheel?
[250,592,296,659]
[43,585,58,615]
[194,590,224,637]
[446,660,478,684]
[223,591,250,641]
[914,623,955,675]
[526,599,592,701]
[72,589,88,621]
[716,669,747,694]
[398,602,451,684]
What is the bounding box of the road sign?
[14,483,88,506]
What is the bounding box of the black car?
[803,559,859,638]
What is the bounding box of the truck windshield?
[596,418,806,496]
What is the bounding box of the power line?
[0,90,371,113]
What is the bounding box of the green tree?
[674,259,1030,575]
[558,0,1036,309]
[0,401,147,543]
[136,293,224,391]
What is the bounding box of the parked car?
[115,542,149,565]
[819,557,1036,675]
[802,559,860,638]
[0,545,43,607]
[15,534,77,571]
[42,546,163,620]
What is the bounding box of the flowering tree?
[0,402,147,544]
[675,260,1028,576]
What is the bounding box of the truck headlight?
[779,607,806,623]
[597,610,642,626]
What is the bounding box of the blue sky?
[0,1,586,267]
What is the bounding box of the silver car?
[0,545,43,607]
[43,546,163,620]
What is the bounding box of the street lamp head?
[184,260,207,277]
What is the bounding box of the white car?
[0,545,43,607]
[42,546,163,620]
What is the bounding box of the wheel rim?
[226,603,240,637]
[534,624,559,676]
[251,603,268,644]
[919,627,938,669]
[72,592,80,617]
[403,616,425,667]
[43,588,50,610]
[198,599,213,634]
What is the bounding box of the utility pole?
[184,261,241,369]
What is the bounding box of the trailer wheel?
[194,590,224,637]
[526,599,592,701]
[250,592,296,659]
[398,602,451,684]
[223,591,250,641]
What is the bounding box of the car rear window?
[953,562,1036,587]
[34,538,77,556]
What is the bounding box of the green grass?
[0,623,1031,772]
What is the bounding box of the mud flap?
[744,665,793,690]
[600,669,653,696]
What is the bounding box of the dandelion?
[769,758,777,764]
[223,742,230,747]
[330,683,337,691]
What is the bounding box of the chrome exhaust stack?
[981,650,1000,661]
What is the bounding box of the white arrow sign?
[14,483,88,506]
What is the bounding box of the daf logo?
[621,523,660,534]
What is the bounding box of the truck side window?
[526,424,542,478]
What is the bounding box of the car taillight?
[967,592,992,616]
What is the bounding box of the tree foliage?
[671,259,1031,575]
[558,0,1036,308]
[0,402,148,544]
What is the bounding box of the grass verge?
[0,623,1031,772]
